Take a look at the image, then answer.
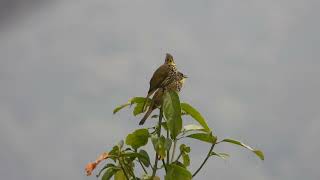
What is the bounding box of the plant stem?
[192,143,216,178]
[151,107,163,178]
[162,159,167,172]
[138,160,148,174]
[174,152,182,162]
[134,149,148,174]
[166,129,170,165]
[123,159,137,180]
[119,160,130,180]
[157,107,163,137]
[151,152,159,178]
[170,139,177,162]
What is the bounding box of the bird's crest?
[165,53,175,65]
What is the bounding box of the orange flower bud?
[85,162,97,176]
[85,152,109,176]
[95,152,109,163]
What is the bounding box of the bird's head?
[165,53,176,65]
[177,71,188,84]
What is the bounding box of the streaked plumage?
[142,54,177,111]
[139,72,187,125]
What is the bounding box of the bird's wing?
[148,64,170,94]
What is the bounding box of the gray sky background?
[1,0,319,179]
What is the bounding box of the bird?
[165,71,187,92]
[139,72,187,125]
[142,53,178,111]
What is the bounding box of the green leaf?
[165,164,192,180]
[221,139,264,160]
[182,124,205,132]
[96,163,117,178]
[151,135,167,159]
[161,122,168,131]
[163,91,182,139]
[113,97,150,114]
[172,161,186,168]
[125,129,149,149]
[123,148,133,152]
[182,154,190,167]
[151,114,159,118]
[109,146,120,161]
[113,103,130,114]
[165,138,172,151]
[130,97,148,103]
[187,133,217,144]
[210,152,230,160]
[253,150,264,160]
[179,144,190,166]
[151,135,158,145]
[102,167,118,180]
[114,170,126,180]
[123,152,150,167]
[180,103,211,132]
[179,144,191,154]
[139,150,151,167]
[133,102,145,116]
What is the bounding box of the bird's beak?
[183,74,188,78]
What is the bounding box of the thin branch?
[166,129,170,165]
[123,159,137,180]
[119,160,130,180]
[162,159,167,172]
[138,159,148,174]
[192,143,216,178]
[151,107,163,178]
[133,149,148,174]
[170,139,177,163]
[151,145,159,177]
[174,152,182,162]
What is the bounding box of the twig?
[123,159,137,180]
[151,107,163,178]
[192,143,216,178]
[119,160,130,180]
[138,159,148,174]
[134,149,148,174]
[170,139,177,162]
[166,129,170,165]
[174,152,182,162]
[162,159,167,172]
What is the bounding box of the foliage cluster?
[86,91,264,180]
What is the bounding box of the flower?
[85,152,109,176]
[96,152,109,163]
[85,162,97,176]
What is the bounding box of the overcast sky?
[1,0,319,180]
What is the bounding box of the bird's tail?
[142,95,150,112]
[142,89,157,111]
[139,106,154,125]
